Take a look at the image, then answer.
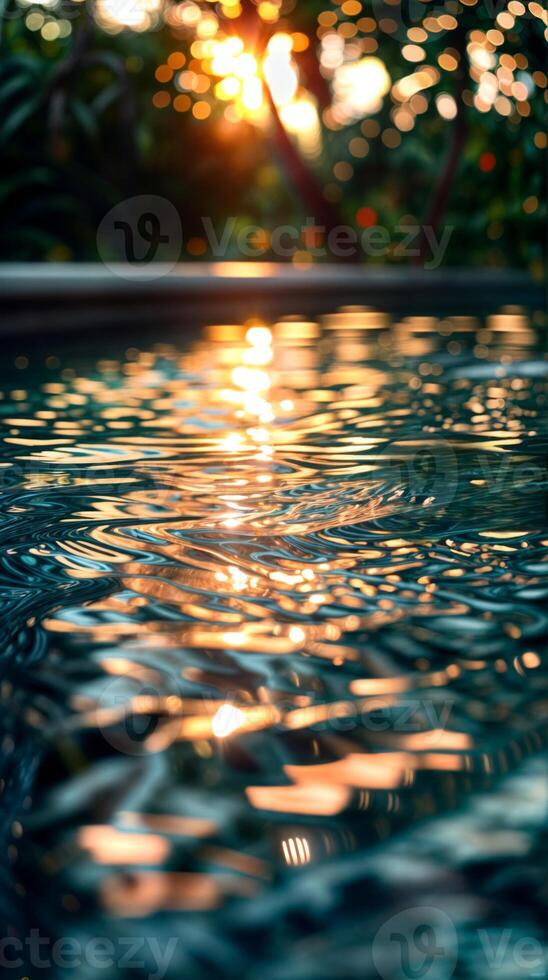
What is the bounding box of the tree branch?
[416,31,467,265]
[266,86,354,258]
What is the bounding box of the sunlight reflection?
[7,302,545,928]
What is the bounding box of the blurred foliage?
[0,0,545,271]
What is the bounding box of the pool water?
[1,306,547,979]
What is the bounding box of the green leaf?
[0,74,32,104]
[0,96,40,144]
[0,167,54,205]
[70,98,100,140]
[92,81,123,116]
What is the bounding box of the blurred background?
[0,0,546,270]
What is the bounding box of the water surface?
[1,306,546,978]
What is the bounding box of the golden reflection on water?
[1,304,546,925]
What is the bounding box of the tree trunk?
[416,32,467,265]
[266,87,356,260]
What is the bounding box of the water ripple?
[0,308,546,977]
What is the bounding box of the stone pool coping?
[0,263,544,336]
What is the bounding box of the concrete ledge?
[0,263,544,336]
